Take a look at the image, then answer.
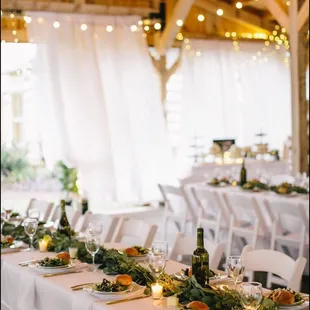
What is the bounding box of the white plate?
[279,301,309,309]
[29,261,75,273]
[83,282,145,300]
[1,240,24,253]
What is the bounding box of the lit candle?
[167,296,179,307]
[38,240,48,252]
[151,283,163,300]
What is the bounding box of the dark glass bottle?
[240,159,247,185]
[192,228,209,286]
[57,199,71,237]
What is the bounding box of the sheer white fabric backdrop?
[27,13,175,210]
[179,40,291,170]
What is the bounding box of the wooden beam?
[1,0,158,16]
[194,0,271,33]
[263,0,289,31]
[155,0,195,55]
[298,0,309,31]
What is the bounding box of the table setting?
[1,213,309,310]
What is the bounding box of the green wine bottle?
[192,228,209,286]
[240,159,247,186]
[57,200,71,237]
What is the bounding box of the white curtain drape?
[27,12,175,210]
[180,40,291,163]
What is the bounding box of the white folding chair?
[111,217,158,248]
[78,211,120,243]
[179,175,206,186]
[170,232,225,270]
[158,184,196,239]
[270,174,295,185]
[26,198,54,222]
[241,244,307,291]
[223,192,270,257]
[190,187,229,243]
[264,199,308,259]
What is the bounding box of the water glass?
[85,234,100,272]
[88,221,103,236]
[4,206,13,222]
[148,252,166,280]
[23,218,38,251]
[239,282,263,310]
[226,256,245,288]
[69,247,78,265]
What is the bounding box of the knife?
[106,295,150,305]
[71,282,94,289]
[43,270,82,278]
[18,259,37,266]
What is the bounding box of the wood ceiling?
[0,0,285,44]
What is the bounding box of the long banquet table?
[2,243,309,310]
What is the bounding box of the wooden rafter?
[194,0,271,33]
[155,0,195,55]
[298,0,309,31]
[263,0,289,31]
[1,0,158,16]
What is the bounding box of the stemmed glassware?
[88,221,103,236]
[28,209,41,221]
[85,234,100,272]
[23,218,38,251]
[239,282,263,310]
[147,252,166,281]
[226,256,245,288]
[152,241,168,256]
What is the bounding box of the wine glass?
[4,205,13,222]
[88,221,103,236]
[226,256,245,288]
[148,252,166,280]
[239,282,263,310]
[152,241,168,260]
[28,209,41,222]
[85,234,100,272]
[23,218,38,251]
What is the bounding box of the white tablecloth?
[1,243,186,310]
[192,159,289,180]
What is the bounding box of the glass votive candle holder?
[151,283,163,300]
[69,247,78,264]
[38,240,48,252]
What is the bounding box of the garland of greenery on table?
[2,222,279,310]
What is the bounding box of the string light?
[10,13,14,18]
[80,24,87,31]
[138,20,143,26]
[106,25,113,32]
[144,25,150,31]
[23,16,32,24]
[12,30,17,35]
[225,32,231,38]
[14,38,18,43]
[196,51,201,56]
[176,32,183,41]
[217,9,224,16]
[236,2,243,9]
[130,25,138,32]
[176,19,183,27]
[154,22,161,30]
[53,21,60,29]
[197,14,205,22]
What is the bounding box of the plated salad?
[91,275,132,293]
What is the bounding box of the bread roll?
[187,301,209,310]
[124,247,139,257]
[272,290,295,305]
[56,252,70,262]
[116,274,132,286]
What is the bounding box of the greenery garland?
[2,223,279,309]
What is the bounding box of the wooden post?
[289,0,309,174]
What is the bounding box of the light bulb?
[176,19,183,27]
[24,16,32,24]
[154,22,161,30]
[236,2,243,9]
[216,9,224,16]
[80,24,87,31]
[53,21,60,29]
[10,13,14,18]
[130,25,138,32]
[138,20,143,26]
[144,25,150,31]
[176,32,183,41]
[12,30,17,35]
[197,14,205,22]
[106,25,113,32]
